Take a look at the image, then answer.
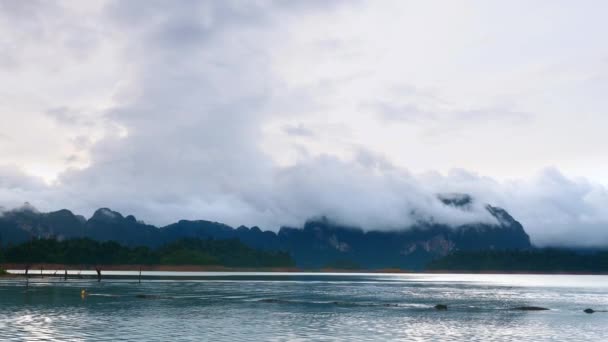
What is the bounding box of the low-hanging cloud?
[3,152,608,248]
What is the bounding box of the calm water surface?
[1,272,607,341]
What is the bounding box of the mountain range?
[0,196,531,269]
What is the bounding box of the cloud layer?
[1,0,607,247]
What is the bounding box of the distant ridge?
[0,196,531,269]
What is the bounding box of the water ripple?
[1,274,608,341]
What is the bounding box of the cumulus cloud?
[1,0,607,248]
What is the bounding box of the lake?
[1,272,607,341]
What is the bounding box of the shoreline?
[1,263,407,274]
[2,264,607,276]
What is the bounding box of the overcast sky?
[1,0,607,246]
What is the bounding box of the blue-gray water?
[1,272,607,341]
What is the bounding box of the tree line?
[426,248,608,273]
[0,238,294,268]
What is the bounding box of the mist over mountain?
[0,196,531,269]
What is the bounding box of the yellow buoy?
[81,289,87,299]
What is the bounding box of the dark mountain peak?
[41,209,86,223]
[90,208,124,222]
[438,193,473,209]
[235,225,268,234]
[485,205,519,227]
[174,219,229,226]
[44,209,82,225]
[0,204,41,224]
[162,220,235,237]
[3,202,40,218]
[303,217,362,233]
[20,202,39,213]
[302,216,327,229]
[86,209,159,247]
[46,209,76,218]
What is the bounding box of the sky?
[1,0,607,246]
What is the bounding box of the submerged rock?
[511,306,549,311]
[136,294,159,299]
[434,304,448,310]
[135,294,171,300]
[583,308,607,314]
[330,301,358,307]
[258,298,290,304]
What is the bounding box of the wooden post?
[25,265,30,288]
[139,267,142,284]
[95,267,101,282]
[64,269,68,281]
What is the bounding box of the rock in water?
[511,306,549,311]
[584,308,595,314]
[434,304,448,310]
[135,294,172,300]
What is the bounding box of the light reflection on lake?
[1,273,607,341]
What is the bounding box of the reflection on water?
[1,273,607,341]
